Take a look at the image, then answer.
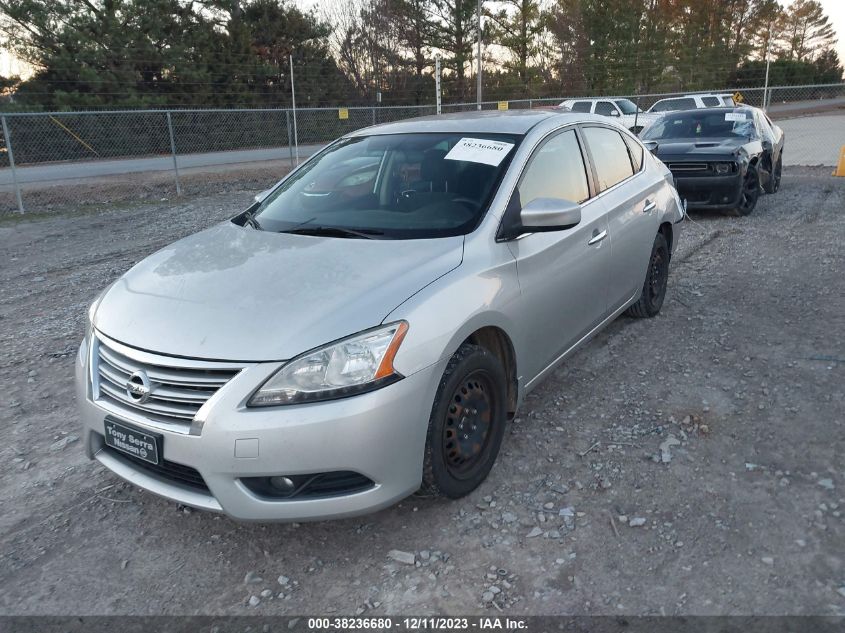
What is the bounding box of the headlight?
[248,322,409,406]
[714,162,735,174]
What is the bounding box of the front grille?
[669,162,710,172]
[93,335,241,429]
[102,443,209,492]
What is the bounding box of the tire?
[763,156,782,194]
[626,232,670,319]
[421,343,508,498]
[735,164,760,216]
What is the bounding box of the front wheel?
[421,343,507,498]
[736,165,760,216]
[626,232,670,319]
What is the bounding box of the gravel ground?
[0,167,843,616]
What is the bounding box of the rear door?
[580,125,661,311]
[505,127,611,383]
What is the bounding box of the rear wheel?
[736,165,760,216]
[421,343,507,498]
[626,232,670,319]
[763,156,782,194]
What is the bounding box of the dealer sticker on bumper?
[104,418,161,465]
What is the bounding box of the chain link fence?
[2,83,843,215]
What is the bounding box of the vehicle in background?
[648,93,736,114]
[559,98,659,133]
[641,106,784,216]
[76,110,685,521]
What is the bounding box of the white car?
[648,93,736,114]
[558,98,658,133]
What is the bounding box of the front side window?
[252,132,520,239]
[516,129,590,207]
[650,97,697,112]
[595,101,619,116]
[582,127,635,192]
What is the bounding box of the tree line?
[0,0,841,110]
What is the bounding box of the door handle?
[588,229,607,245]
[643,200,657,213]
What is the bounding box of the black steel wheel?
[422,343,507,498]
[626,232,670,319]
[736,165,760,216]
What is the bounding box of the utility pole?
[435,55,442,115]
[289,54,299,165]
[763,24,772,112]
[476,0,482,110]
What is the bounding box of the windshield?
[251,132,521,239]
[642,110,759,141]
[615,99,640,114]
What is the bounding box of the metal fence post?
[1,116,24,214]
[165,111,182,196]
[285,109,294,166]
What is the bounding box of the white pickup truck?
[558,97,659,133]
[648,93,736,113]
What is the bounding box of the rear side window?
[701,96,720,107]
[651,97,697,112]
[517,129,590,205]
[623,134,643,172]
[595,101,618,116]
[570,101,592,113]
[583,127,635,191]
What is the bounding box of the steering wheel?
[451,196,479,209]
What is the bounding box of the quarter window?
[517,129,590,206]
[583,127,635,191]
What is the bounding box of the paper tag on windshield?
[444,138,515,166]
[725,112,747,121]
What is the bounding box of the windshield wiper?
[282,226,386,240]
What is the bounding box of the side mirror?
[610,110,620,117]
[254,188,272,204]
[643,141,659,155]
[519,198,582,233]
[762,139,773,152]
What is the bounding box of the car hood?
[93,222,464,361]
[653,137,751,161]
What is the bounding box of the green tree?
[776,0,838,62]
[485,0,543,93]
[430,0,479,100]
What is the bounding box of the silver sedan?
[75,110,684,521]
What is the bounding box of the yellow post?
[833,146,845,177]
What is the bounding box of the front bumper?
[673,173,743,210]
[75,338,445,521]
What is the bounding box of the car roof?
[348,109,590,136]
[660,105,757,116]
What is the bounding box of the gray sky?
[3,0,845,78]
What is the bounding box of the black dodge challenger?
[640,106,784,215]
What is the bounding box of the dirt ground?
[0,167,843,616]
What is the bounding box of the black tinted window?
[518,129,589,205]
[701,96,720,107]
[571,101,592,113]
[583,127,634,191]
[595,101,618,116]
